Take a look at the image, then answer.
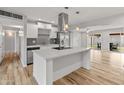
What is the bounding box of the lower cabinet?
[27,50,33,65]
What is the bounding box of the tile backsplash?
[27,38,37,46]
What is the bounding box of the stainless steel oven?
[27,47,40,65]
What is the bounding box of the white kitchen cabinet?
[81,32,88,48]
[72,31,82,47]
[37,22,45,28]
[50,27,58,38]
[27,24,38,38]
[37,22,52,29]
[45,24,52,29]
[38,28,50,35]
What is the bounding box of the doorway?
[3,29,20,57]
[4,31,15,55]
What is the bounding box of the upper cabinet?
[50,26,58,38]
[71,31,88,48]
[27,24,38,38]
[27,22,57,38]
[71,32,82,47]
[37,22,52,29]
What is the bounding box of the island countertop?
[33,46,91,85]
[33,47,91,60]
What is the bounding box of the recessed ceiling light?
[64,7,69,9]
[10,25,23,28]
[76,11,80,14]
[38,18,42,21]
[7,31,13,37]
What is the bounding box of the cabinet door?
[27,24,38,38]
[27,51,33,64]
[50,27,57,38]
[45,24,52,29]
[72,32,82,47]
[81,33,88,48]
[38,22,52,29]
[37,22,45,29]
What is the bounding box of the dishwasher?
[27,47,40,65]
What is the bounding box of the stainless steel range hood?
[58,12,68,32]
[54,12,71,50]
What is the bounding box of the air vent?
[0,10,23,20]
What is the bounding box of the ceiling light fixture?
[76,11,80,14]
[64,24,69,31]
[38,18,42,21]
[65,24,69,29]
[2,32,5,36]
[8,31,13,37]
[76,27,80,31]
[64,7,69,9]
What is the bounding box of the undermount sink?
[52,47,71,50]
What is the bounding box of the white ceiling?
[1,7,124,26]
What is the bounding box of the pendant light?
[76,27,80,31]
[64,24,69,31]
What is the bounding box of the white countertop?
[27,44,58,48]
[33,47,90,60]
[27,45,41,48]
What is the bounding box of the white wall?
[15,31,20,54]
[20,16,27,67]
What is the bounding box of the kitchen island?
[33,47,91,85]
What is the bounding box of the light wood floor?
[54,50,124,85]
[0,50,124,85]
[0,53,37,85]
